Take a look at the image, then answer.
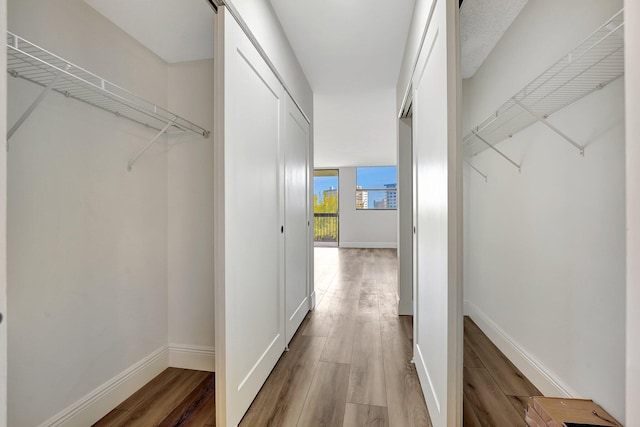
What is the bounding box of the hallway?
[240,248,432,427]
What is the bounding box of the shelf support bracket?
[514,99,585,156]
[7,67,67,143]
[127,119,175,171]
[471,130,521,173]
[464,160,487,182]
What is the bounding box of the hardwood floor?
[93,248,540,427]
[93,368,215,426]
[463,316,541,426]
[240,248,431,427]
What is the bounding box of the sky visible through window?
[313,167,397,209]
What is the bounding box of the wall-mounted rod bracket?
[127,119,175,171]
[514,99,585,156]
[471,130,521,173]
[464,160,488,182]
[7,65,69,144]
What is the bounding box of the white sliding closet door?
[284,95,310,345]
[219,9,286,427]
[411,0,462,426]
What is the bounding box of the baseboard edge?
[169,344,215,372]
[464,300,579,398]
[339,242,397,249]
[39,345,169,427]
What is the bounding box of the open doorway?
[313,169,339,246]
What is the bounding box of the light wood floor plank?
[357,288,379,314]
[239,334,326,427]
[297,361,350,427]
[380,315,432,427]
[343,403,389,427]
[378,290,398,317]
[348,312,386,407]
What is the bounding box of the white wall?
[5,0,214,425]
[464,0,625,421]
[625,0,640,422]
[225,0,313,118]
[337,167,397,249]
[167,60,215,370]
[314,89,397,168]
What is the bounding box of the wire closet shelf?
[6,32,210,139]
[463,9,624,160]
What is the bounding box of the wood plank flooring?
[463,316,542,426]
[93,368,215,426]
[93,248,541,427]
[240,248,432,427]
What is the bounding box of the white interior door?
[220,9,286,426]
[284,95,310,345]
[411,0,462,426]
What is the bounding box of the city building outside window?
[355,166,397,210]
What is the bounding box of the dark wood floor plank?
[463,337,484,368]
[380,315,432,427]
[158,373,215,426]
[116,367,184,411]
[239,335,326,427]
[507,395,533,422]
[119,369,208,426]
[463,367,527,427]
[296,362,351,427]
[92,409,130,427]
[347,312,386,407]
[463,397,483,427]
[343,403,389,427]
[93,369,212,427]
[464,317,541,396]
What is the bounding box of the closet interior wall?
[6,0,214,425]
[463,0,625,422]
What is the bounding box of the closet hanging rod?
[6,32,211,143]
[463,9,624,158]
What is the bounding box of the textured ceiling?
[269,0,416,93]
[460,0,528,78]
[83,0,214,63]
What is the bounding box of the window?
[314,169,339,245]
[355,166,397,210]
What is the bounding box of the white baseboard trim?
[464,300,579,398]
[169,344,215,372]
[339,242,397,249]
[39,345,169,427]
[309,290,316,309]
